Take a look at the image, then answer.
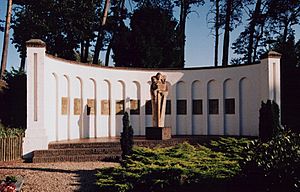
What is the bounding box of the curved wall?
[23,42,281,155]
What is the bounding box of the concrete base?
[146,127,171,140]
[23,128,48,158]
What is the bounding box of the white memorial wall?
[23,39,281,156]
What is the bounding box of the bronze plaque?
[101,100,110,115]
[87,99,95,115]
[116,100,124,115]
[130,99,140,115]
[61,97,69,115]
[74,98,82,115]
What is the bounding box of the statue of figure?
[150,73,168,127]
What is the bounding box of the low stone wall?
[0,136,23,161]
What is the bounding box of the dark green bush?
[242,130,300,192]
[259,100,282,142]
[120,112,134,160]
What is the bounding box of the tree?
[92,0,111,64]
[268,0,300,43]
[0,68,26,128]
[221,0,244,66]
[112,4,179,68]
[208,0,221,67]
[175,0,205,68]
[272,35,300,132]
[12,0,101,69]
[0,0,13,79]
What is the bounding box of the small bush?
[242,130,300,192]
[120,112,134,160]
[0,122,24,138]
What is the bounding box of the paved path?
[0,161,118,192]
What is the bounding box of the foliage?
[259,100,282,141]
[0,68,26,128]
[12,0,101,67]
[113,4,179,68]
[208,137,251,160]
[0,122,24,138]
[96,142,241,192]
[120,112,134,160]
[273,35,300,132]
[242,130,300,192]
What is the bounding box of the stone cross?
[150,73,168,127]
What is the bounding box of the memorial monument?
[146,73,171,140]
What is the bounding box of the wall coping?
[46,53,262,72]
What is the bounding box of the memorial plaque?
[61,97,69,115]
[193,99,203,115]
[101,100,110,115]
[130,99,140,115]
[116,100,124,115]
[177,100,187,115]
[74,98,82,115]
[87,99,95,115]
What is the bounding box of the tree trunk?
[282,20,289,43]
[84,40,90,63]
[80,40,85,62]
[93,0,111,64]
[177,0,187,68]
[247,0,261,64]
[221,0,233,66]
[214,0,220,67]
[105,40,112,66]
[19,56,26,71]
[0,0,13,79]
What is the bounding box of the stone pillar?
[260,51,282,107]
[23,39,48,158]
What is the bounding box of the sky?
[0,1,300,70]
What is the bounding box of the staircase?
[32,141,122,163]
[31,136,213,163]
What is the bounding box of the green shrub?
[242,130,300,192]
[259,100,282,142]
[120,112,134,160]
[208,137,251,160]
[0,122,24,138]
[96,142,241,192]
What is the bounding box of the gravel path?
[0,161,119,192]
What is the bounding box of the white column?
[260,51,282,106]
[23,39,48,157]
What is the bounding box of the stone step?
[32,154,120,163]
[33,147,121,157]
[49,142,121,149]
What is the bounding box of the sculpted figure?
[150,73,168,127]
